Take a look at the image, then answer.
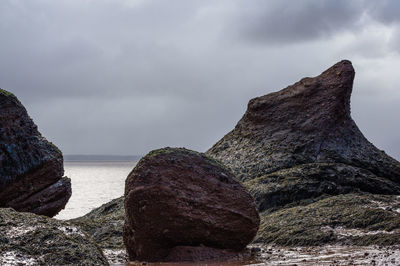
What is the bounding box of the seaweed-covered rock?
[0,88,71,217]
[255,193,400,246]
[70,196,125,250]
[0,208,108,265]
[245,163,400,212]
[123,147,259,262]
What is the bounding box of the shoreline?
[105,244,400,265]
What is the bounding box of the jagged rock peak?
[239,60,355,131]
[0,88,71,217]
[207,60,400,186]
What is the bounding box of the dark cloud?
[230,0,400,45]
[230,0,365,44]
[368,0,400,24]
[0,0,399,159]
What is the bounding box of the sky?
[1,0,400,159]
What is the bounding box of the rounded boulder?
[123,147,259,262]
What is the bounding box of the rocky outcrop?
[70,196,125,250]
[207,60,400,210]
[123,147,259,262]
[207,60,400,246]
[70,197,127,264]
[0,89,71,217]
[0,208,108,265]
[255,193,400,246]
[245,163,400,212]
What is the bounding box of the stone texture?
[245,163,400,212]
[206,60,400,246]
[255,193,400,246]
[0,208,108,265]
[0,88,71,217]
[71,196,125,249]
[123,147,259,262]
[207,60,400,207]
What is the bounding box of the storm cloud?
[0,0,399,159]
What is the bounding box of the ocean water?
[56,161,136,220]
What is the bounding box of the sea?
[55,158,138,220]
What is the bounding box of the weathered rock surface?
[0,208,108,265]
[0,89,71,217]
[255,193,400,246]
[207,60,400,246]
[71,196,125,250]
[245,163,400,212]
[70,197,127,264]
[207,60,400,208]
[123,147,260,262]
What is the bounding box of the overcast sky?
[1,0,400,159]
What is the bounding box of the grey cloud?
[368,1,400,24]
[0,0,205,101]
[229,0,400,45]
[229,0,365,44]
[0,0,399,159]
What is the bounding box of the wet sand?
[108,244,400,266]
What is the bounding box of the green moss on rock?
[0,208,108,265]
[244,163,400,212]
[136,147,234,177]
[0,88,22,106]
[70,197,125,249]
[255,193,400,246]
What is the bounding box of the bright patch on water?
[56,161,136,220]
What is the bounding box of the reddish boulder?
[123,147,259,262]
[0,89,71,217]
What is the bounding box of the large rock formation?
[0,207,108,265]
[207,60,400,245]
[0,89,71,217]
[207,60,400,211]
[69,60,399,255]
[123,147,259,262]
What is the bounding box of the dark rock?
[0,208,108,265]
[70,196,125,250]
[251,247,261,253]
[207,60,400,207]
[255,193,400,246]
[206,60,400,246]
[123,147,259,262]
[70,197,127,264]
[245,163,400,212]
[0,89,71,217]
